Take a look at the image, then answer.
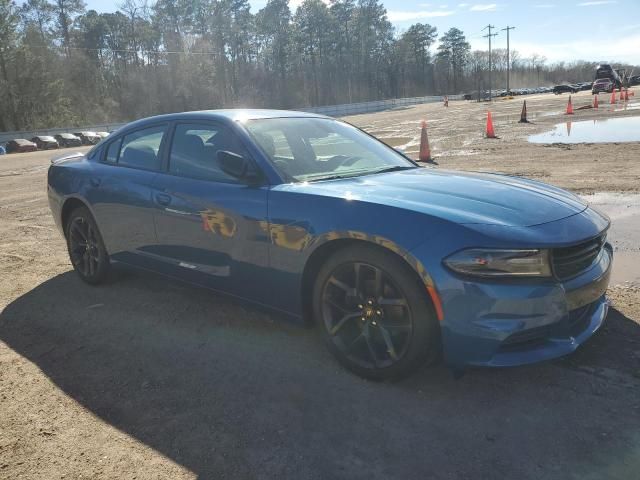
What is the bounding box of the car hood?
[278,168,588,227]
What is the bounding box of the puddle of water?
[582,192,640,285]
[529,116,640,144]
[613,102,640,111]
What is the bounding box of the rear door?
[86,124,168,260]
[149,121,271,302]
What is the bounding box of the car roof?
[118,109,329,132]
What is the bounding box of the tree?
[21,0,55,42]
[256,0,292,105]
[0,0,20,129]
[53,0,86,53]
[436,27,470,93]
[400,23,437,95]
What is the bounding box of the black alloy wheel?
[66,206,110,284]
[314,245,440,380]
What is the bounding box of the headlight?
[444,249,552,277]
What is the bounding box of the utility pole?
[482,25,498,101]
[502,26,515,94]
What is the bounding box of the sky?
[82,0,640,65]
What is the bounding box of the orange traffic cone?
[566,95,574,115]
[486,111,497,138]
[610,88,616,103]
[593,94,599,109]
[519,100,529,123]
[619,87,623,100]
[418,120,433,163]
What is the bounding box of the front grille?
[552,233,606,280]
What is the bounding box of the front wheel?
[66,206,110,284]
[313,245,440,380]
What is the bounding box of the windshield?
[244,117,416,182]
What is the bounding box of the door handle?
[155,193,171,206]
[90,177,101,187]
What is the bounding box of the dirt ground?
[1,92,639,480]
[346,87,640,193]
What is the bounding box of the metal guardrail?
[299,95,462,117]
[0,95,460,143]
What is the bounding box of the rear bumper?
[432,245,613,368]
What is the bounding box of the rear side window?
[168,123,248,183]
[117,125,166,171]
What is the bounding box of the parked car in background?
[55,133,83,148]
[96,131,110,139]
[553,84,578,94]
[31,135,59,150]
[47,109,613,380]
[0,144,5,155]
[6,139,38,153]
[629,75,640,86]
[73,131,101,145]
[592,78,614,94]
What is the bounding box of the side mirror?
[217,150,261,183]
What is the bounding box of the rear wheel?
[313,245,440,380]
[65,206,110,285]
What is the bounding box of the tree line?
[0,0,636,131]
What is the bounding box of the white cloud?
[387,9,456,21]
[469,3,497,11]
[577,1,617,6]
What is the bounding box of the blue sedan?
[47,110,612,380]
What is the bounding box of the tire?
[65,206,110,285]
[312,245,440,381]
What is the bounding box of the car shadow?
[1,268,639,479]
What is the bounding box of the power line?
[501,25,515,93]
[482,25,498,101]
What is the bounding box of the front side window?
[105,138,122,163]
[169,123,248,183]
[244,118,415,182]
[118,125,166,171]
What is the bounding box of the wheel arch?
[300,235,443,324]
[60,196,91,236]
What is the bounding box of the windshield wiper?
[370,165,418,175]
[302,165,417,183]
[304,171,370,182]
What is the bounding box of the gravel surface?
[1,94,640,479]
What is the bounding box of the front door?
[150,121,271,303]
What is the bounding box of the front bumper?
[426,243,612,368]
